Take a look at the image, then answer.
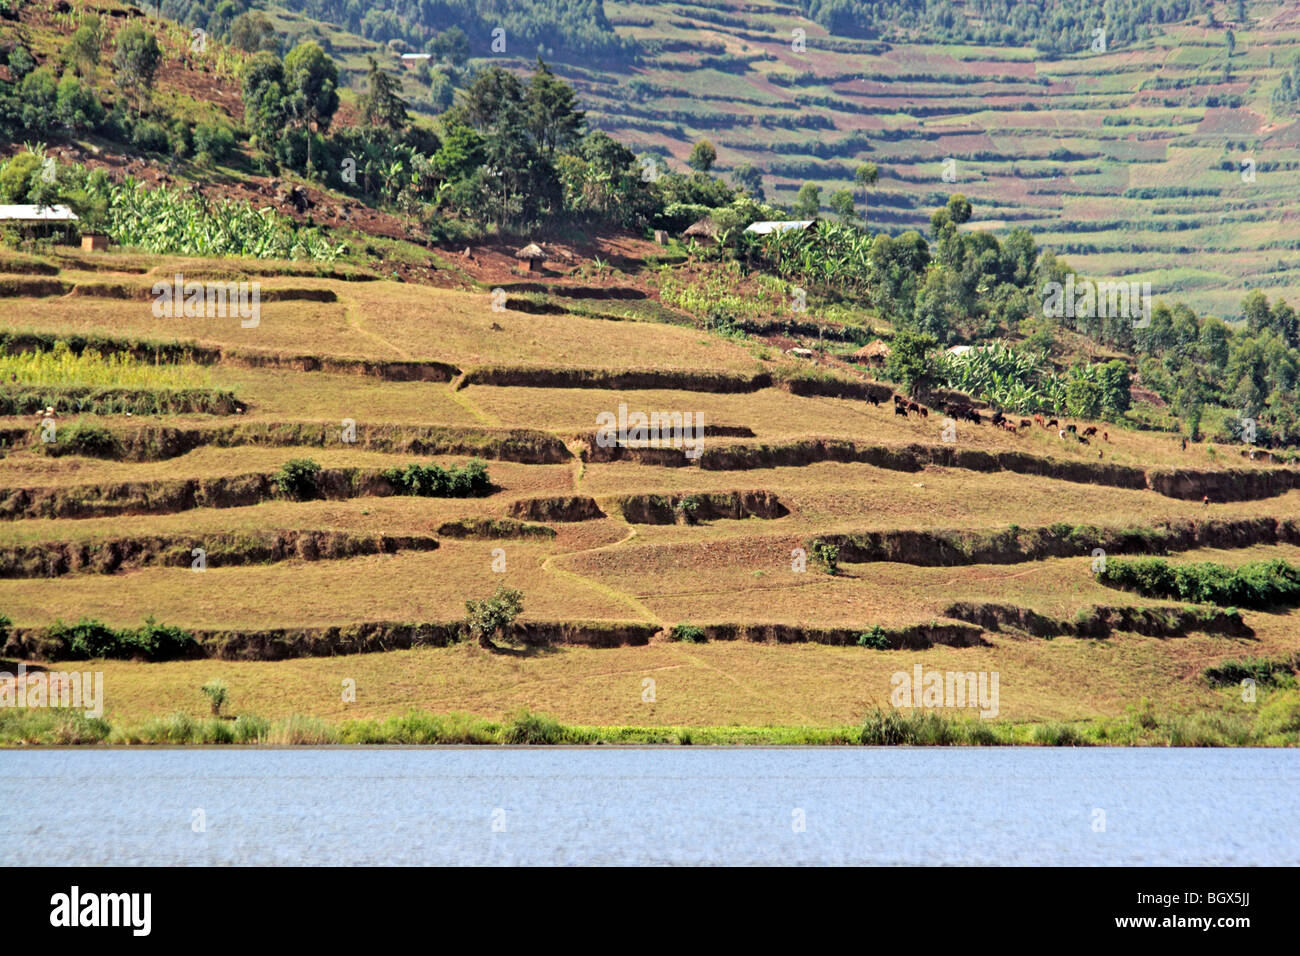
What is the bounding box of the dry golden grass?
[69,632,1270,727]
[4,267,1299,734]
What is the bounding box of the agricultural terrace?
[2,249,1299,740]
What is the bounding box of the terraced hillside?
[2,250,1298,738]
[528,0,1300,318]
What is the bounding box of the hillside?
[1,0,1299,745]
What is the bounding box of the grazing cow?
[907,402,921,415]
[867,395,881,407]
[1019,419,1032,429]
[1082,426,1097,437]
[991,410,1006,426]
[1033,414,1044,428]
[894,394,905,405]
[1000,420,1017,433]
[1046,418,1059,429]
[918,406,929,418]
[967,408,982,425]
[1066,424,1077,434]
[894,404,908,418]
[1102,431,1109,443]
[1078,436,1090,445]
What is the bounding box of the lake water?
[1,747,1296,865]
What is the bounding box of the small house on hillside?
[515,242,546,273]
[743,220,816,236]
[0,204,78,242]
[852,340,891,366]
[682,216,720,243]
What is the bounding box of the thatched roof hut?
[682,217,720,242]
[852,340,891,364]
[515,242,545,271]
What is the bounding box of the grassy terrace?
[2,258,1299,744]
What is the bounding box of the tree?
[527,59,584,156]
[427,68,454,112]
[359,55,408,132]
[1097,359,1133,417]
[946,192,973,224]
[56,74,104,132]
[428,26,469,66]
[885,328,939,396]
[688,138,717,173]
[854,160,878,221]
[241,52,288,152]
[453,66,561,228]
[793,181,821,218]
[730,161,763,200]
[112,23,162,115]
[869,230,930,320]
[826,186,854,224]
[465,585,524,650]
[282,41,339,173]
[63,15,102,80]
[0,151,42,203]
[230,11,279,54]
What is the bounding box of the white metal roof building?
[743,220,816,235]
[0,204,79,221]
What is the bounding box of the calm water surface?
[1,747,1295,865]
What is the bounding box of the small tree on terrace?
[688,138,717,173]
[885,328,940,397]
[465,585,524,650]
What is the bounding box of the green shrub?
[125,617,197,661]
[856,625,889,649]
[45,616,195,661]
[44,419,121,458]
[670,623,707,643]
[674,494,704,524]
[810,539,840,575]
[273,458,322,500]
[49,617,119,659]
[201,679,228,716]
[382,458,490,497]
[464,584,523,648]
[1203,654,1299,688]
[1100,557,1300,609]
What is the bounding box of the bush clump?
[1099,557,1300,609]
[273,458,322,500]
[857,625,889,649]
[810,539,839,575]
[383,458,490,497]
[44,616,197,661]
[1203,655,1299,689]
[670,623,707,643]
[43,419,122,458]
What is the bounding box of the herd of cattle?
[866,393,1109,445]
